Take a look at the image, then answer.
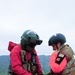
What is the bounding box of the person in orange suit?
[47,33,75,75]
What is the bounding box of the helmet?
[21,30,42,51]
[48,33,66,46]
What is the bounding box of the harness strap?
[20,50,30,71]
[20,50,37,74]
[74,59,75,65]
[21,50,26,63]
[62,58,75,74]
[64,67,75,74]
[65,59,74,69]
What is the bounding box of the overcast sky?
[0,0,75,56]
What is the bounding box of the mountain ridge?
[0,55,50,75]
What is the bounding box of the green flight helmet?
[48,33,66,46]
[21,30,43,51]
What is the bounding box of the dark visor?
[36,40,43,45]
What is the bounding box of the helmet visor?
[36,40,42,45]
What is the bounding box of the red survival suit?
[49,44,75,75]
[8,41,43,75]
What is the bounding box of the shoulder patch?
[59,53,64,58]
[55,53,65,64]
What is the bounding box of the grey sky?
[0,0,75,56]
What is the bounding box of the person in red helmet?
[47,33,75,75]
[8,30,43,75]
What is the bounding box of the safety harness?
[21,50,37,75]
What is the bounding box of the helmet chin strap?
[56,44,59,51]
